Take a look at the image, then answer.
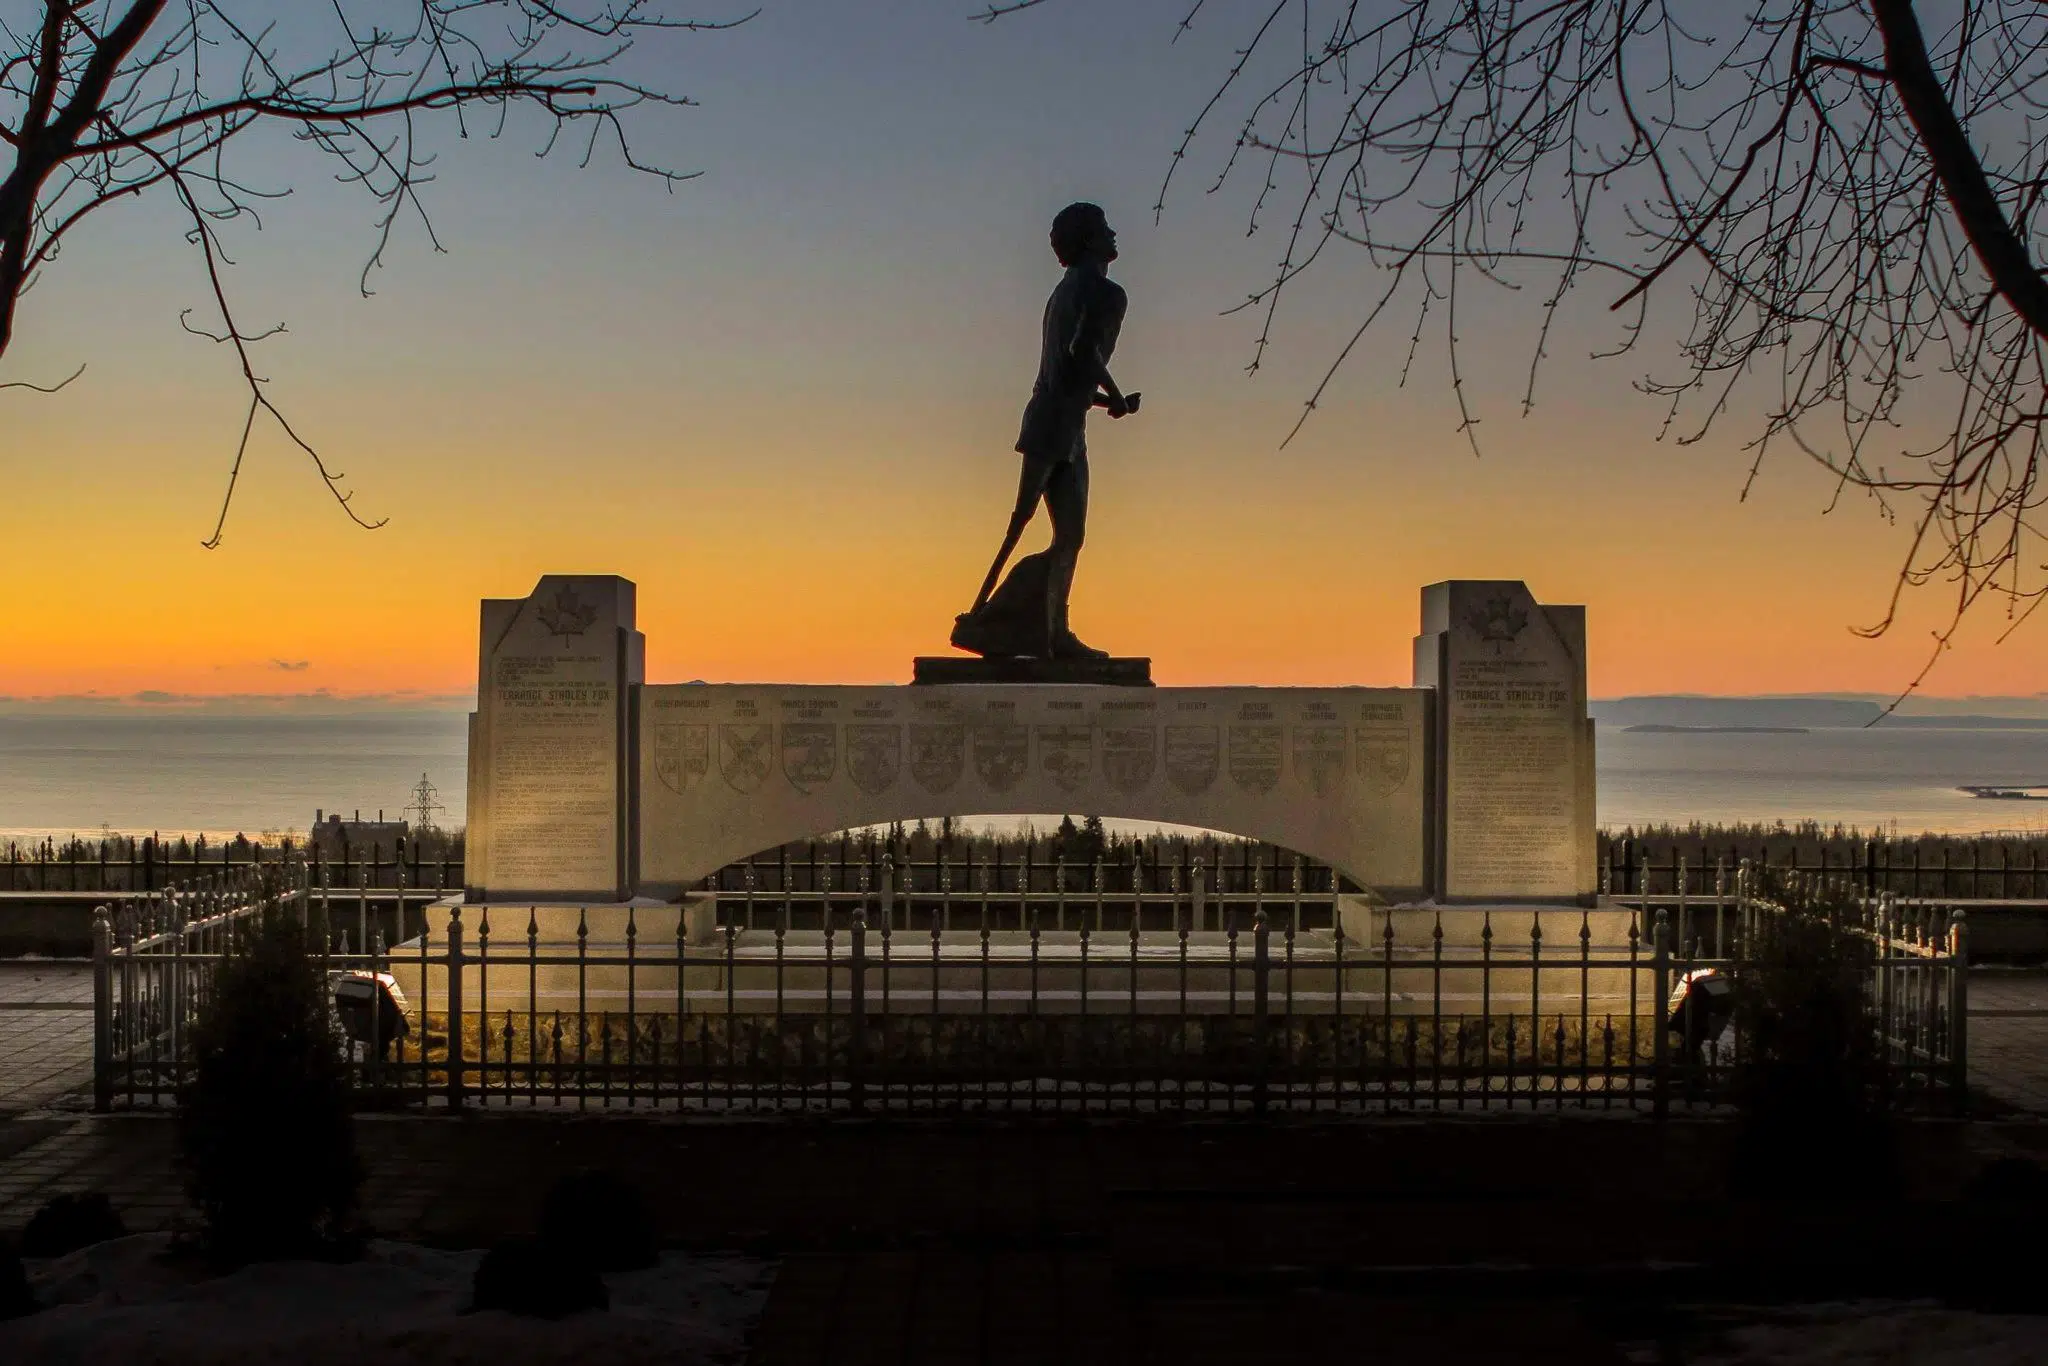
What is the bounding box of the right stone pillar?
[1414,581,1596,903]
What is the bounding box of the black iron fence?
[92,859,1968,1118]
[4,836,452,894]
[23,830,2048,902]
[1605,838,2048,900]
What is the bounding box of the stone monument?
[457,576,1595,907]
[1413,580,1595,901]
[465,574,642,901]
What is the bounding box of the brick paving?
[1963,971,2048,1113]
[0,963,93,1116]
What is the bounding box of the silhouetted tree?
[986,1,2048,691]
[2,2,749,544]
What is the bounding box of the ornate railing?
[90,859,1968,1116]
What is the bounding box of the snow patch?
[3,1234,772,1365]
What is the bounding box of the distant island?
[1591,694,2048,730]
[1623,724,1809,735]
[1958,785,2048,801]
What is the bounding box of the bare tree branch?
[1,2,749,544]
[988,0,2048,690]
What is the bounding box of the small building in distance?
[308,809,410,858]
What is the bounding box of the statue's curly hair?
[1050,202,1108,267]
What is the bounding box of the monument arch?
[463,575,1595,908]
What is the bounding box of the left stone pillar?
[466,575,644,901]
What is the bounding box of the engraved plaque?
[1164,725,1219,794]
[972,724,1030,792]
[1228,725,1283,795]
[1292,725,1347,797]
[1101,726,1157,793]
[780,722,838,793]
[910,723,964,794]
[1038,725,1093,793]
[720,723,773,793]
[846,724,902,795]
[654,723,709,794]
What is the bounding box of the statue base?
[912,656,1153,686]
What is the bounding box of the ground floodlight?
[1665,967,1734,1058]
[332,971,410,1058]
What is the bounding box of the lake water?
[2,711,2046,845]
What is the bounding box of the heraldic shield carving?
[1101,726,1157,794]
[910,723,964,794]
[1038,725,1092,793]
[1354,726,1412,797]
[781,723,838,793]
[1164,725,1218,795]
[654,723,709,795]
[1228,725,1283,796]
[719,723,773,793]
[845,724,902,795]
[973,724,1030,792]
[1292,725,1348,797]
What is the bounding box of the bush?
[178,886,360,1261]
[1727,874,1891,1195]
[470,1235,608,1318]
[20,1192,126,1258]
[539,1169,658,1272]
[0,1241,32,1320]
[1964,1156,2048,1205]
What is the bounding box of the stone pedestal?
[1413,581,1595,902]
[912,656,1152,686]
[465,575,644,901]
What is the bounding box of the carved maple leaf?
[1467,596,1529,645]
[537,587,597,639]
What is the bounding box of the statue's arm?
[1069,283,1130,416]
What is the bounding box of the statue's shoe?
[951,612,1042,659]
[1052,630,1110,660]
[950,612,996,656]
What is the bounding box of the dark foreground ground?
[4,1111,2048,1363]
[8,960,2048,1361]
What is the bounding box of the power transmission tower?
[406,773,445,832]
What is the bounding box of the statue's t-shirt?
[1015,264,1126,462]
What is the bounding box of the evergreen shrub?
[178,881,360,1261]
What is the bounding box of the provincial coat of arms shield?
[1163,725,1219,794]
[845,724,902,795]
[653,723,709,795]
[972,724,1030,792]
[781,723,838,793]
[1291,726,1348,797]
[1354,726,1413,796]
[719,723,773,793]
[1228,725,1283,796]
[910,723,964,794]
[1101,726,1157,793]
[1038,725,1092,793]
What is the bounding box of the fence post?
[849,908,868,1115]
[91,907,113,1113]
[1651,908,1671,1120]
[1253,909,1270,1116]
[1949,909,1970,1114]
[446,905,466,1111]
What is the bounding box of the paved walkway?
[1961,971,2048,1113]
[0,963,92,1117]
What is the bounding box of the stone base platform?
[387,899,1656,1017]
[911,655,1152,686]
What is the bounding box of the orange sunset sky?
[3,3,2043,706]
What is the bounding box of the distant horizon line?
[1,686,2045,716]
